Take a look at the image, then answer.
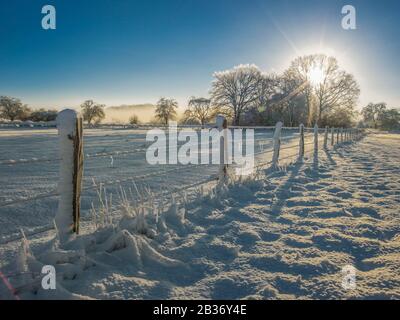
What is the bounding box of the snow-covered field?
[1,130,399,299]
[0,127,308,242]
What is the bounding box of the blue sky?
[1,0,399,109]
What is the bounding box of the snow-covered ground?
[1,131,399,299]
[0,127,309,242]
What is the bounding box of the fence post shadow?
[269,160,304,218]
[312,124,319,171]
[323,146,337,166]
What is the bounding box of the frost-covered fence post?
[314,124,319,154]
[313,124,319,167]
[331,127,334,147]
[336,128,340,145]
[298,123,305,161]
[324,126,328,149]
[340,128,344,144]
[216,115,228,182]
[271,121,283,168]
[55,109,84,243]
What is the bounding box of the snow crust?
[1,133,399,299]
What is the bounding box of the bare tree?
[129,114,140,125]
[255,74,281,116]
[29,109,58,122]
[0,96,31,121]
[284,54,360,125]
[284,57,315,125]
[313,55,359,123]
[81,100,105,125]
[321,106,356,128]
[267,76,308,126]
[210,64,262,125]
[183,97,218,126]
[361,102,387,129]
[378,108,400,130]
[155,97,178,125]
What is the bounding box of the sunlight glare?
[308,66,325,87]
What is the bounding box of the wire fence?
[0,123,364,244]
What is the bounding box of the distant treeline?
[0,96,58,122]
[1,54,399,129]
[361,103,400,131]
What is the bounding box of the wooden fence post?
[272,121,283,168]
[324,126,328,149]
[55,109,83,243]
[336,128,340,145]
[331,127,334,147]
[314,124,319,154]
[299,123,304,160]
[216,115,228,182]
[340,128,344,143]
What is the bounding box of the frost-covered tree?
[81,100,105,125]
[129,114,140,125]
[211,64,263,125]
[320,106,356,128]
[0,96,31,121]
[377,108,400,130]
[29,108,58,122]
[266,76,308,127]
[284,54,360,125]
[183,97,218,126]
[361,102,387,129]
[284,58,314,125]
[155,98,178,125]
[313,56,359,123]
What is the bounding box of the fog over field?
[1,0,400,303]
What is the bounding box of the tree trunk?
[318,104,322,126]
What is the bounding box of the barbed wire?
[0,130,356,246]
[0,132,312,166]
[0,162,218,209]
[0,174,219,245]
[83,163,216,191]
[0,157,60,166]
[0,127,360,246]
[0,191,59,209]
[0,135,317,206]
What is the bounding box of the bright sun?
[307,66,325,87]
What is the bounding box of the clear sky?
[1,0,399,110]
